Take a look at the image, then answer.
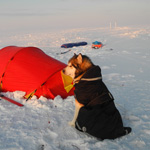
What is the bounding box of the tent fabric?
[61,42,87,48]
[0,46,74,99]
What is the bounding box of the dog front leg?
[69,99,84,127]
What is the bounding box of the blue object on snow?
[61,42,88,48]
[92,41,102,45]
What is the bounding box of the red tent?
[0,46,74,99]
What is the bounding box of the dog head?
[63,53,94,79]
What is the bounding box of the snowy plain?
[0,26,150,150]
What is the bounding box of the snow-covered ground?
[0,26,150,150]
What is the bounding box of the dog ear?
[77,53,82,64]
[74,53,77,56]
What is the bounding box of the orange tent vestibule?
[0,46,74,99]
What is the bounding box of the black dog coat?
[74,65,129,140]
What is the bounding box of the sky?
[0,0,150,34]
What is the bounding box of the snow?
[0,26,150,150]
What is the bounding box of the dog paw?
[68,121,75,127]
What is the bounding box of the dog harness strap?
[81,77,102,81]
[86,92,114,107]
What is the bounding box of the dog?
[63,53,131,140]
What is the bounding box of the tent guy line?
[0,94,24,107]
